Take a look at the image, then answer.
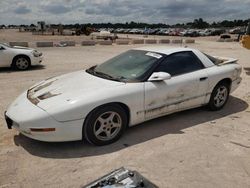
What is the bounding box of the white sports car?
[5,47,242,145]
[0,43,43,70]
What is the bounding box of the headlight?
[27,90,39,105]
[32,50,42,57]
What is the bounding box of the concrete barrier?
[145,39,157,44]
[131,39,144,44]
[116,40,130,45]
[184,39,195,43]
[9,42,29,47]
[36,42,53,47]
[60,41,76,46]
[217,39,225,42]
[171,39,183,44]
[81,40,96,46]
[98,40,113,45]
[224,38,234,42]
[158,39,170,44]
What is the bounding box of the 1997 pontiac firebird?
[5,47,242,145]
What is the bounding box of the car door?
[0,45,12,67]
[144,51,209,120]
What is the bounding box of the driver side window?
[155,51,204,76]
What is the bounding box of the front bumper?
[5,111,13,129]
[5,92,84,142]
[31,55,43,66]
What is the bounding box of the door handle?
[200,77,208,81]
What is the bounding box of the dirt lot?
[0,30,250,188]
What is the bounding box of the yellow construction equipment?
[240,22,250,49]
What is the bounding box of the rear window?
[203,52,223,65]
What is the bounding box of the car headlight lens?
[32,50,42,57]
[27,90,39,105]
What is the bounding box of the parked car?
[199,29,212,36]
[156,29,169,35]
[96,31,118,40]
[211,29,225,36]
[5,47,242,145]
[183,30,200,37]
[0,43,43,70]
[220,34,231,39]
[229,27,246,34]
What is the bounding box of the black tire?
[208,82,230,111]
[13,56,30,70]
[83,104,127,146]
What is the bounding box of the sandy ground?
[0,29,250,188]
[0,29,229,47]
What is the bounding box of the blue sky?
[0,0,249,25]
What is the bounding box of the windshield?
[87,50,162,82]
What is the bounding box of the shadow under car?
[13,96,248,159]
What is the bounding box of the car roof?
[134,46,194,55]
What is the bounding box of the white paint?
[5,47,242,142]
[0,43,43,68]
[145,52,162,59]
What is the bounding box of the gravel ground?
[0,30,250,188]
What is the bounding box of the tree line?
[1,18,249,29]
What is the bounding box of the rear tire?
[208,82,230,111]
[13,56,30,70]
[83,105,127,146]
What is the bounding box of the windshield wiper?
[94,70,124,82]
[86,66,126,82]
[94,71,114,79]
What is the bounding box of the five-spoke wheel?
[208,82,230,110]
[213,86,228,108]
[94,111,122,141]
[83,104,127,146]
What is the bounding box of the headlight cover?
[32,50,42,57]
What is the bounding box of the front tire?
[208,82,230,111]
[83,105,127,146]
[13,56,30,70]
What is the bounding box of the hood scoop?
[27,79,61,105]
[27,71,125,106]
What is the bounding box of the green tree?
[192,18,209,29]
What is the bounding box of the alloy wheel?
[214,86,228,107]
[93,111,122,141]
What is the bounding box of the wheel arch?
[216,78,232,91]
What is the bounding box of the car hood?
[11,46,34,52]
[13,46,32,50]
[27,70,125,112]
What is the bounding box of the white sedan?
[0,43,43,70]
[5,47,242,145]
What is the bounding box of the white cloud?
[0,0,249,25]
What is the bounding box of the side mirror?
[148,72,171,82]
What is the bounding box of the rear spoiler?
[213,56,238,66]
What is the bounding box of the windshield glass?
[89,50,162,82]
